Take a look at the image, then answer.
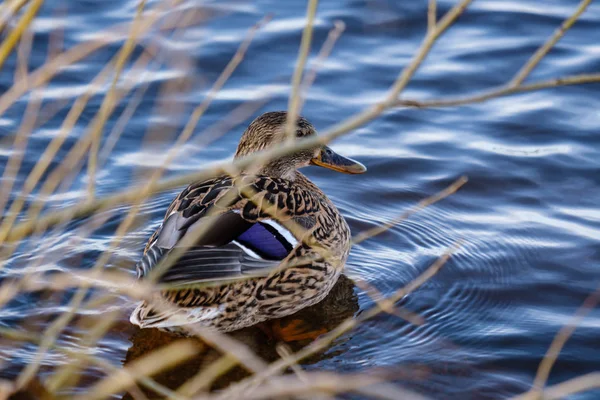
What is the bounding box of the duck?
[130,111,366,336]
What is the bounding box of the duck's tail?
[129,300,223,330]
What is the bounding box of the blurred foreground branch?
[1,0,599,398]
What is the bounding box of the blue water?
[1,0,600,398]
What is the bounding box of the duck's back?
[136,172,350,281]
[130,173,351,332]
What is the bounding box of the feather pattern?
[130,111,363,333]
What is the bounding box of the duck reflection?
[122,274,358,398]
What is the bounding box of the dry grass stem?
[275,344,308,382]
[0,0,29,34]
[46,309,124,392]
[78,340,199,400]
[0,0,188,117]
[163,13,272,171]
[0,0,43,70]
[517,285,600,399]
[0,5,213,255]
[210,368,430,400]
[286,0,319,140]
[16,164,168,390]
[86,0,149,199]
[14,25,32,81]
[0,55,116,247]
[204,371,387,400]
[176,354,239,397]
[0,209,113,310]
[0,327,163,400]
[25,26,184,222]
[0,28,35,214]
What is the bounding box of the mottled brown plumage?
[130,111,366,333]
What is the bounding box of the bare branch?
[394,73,600,109]
[510,0,592,86]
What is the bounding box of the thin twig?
[0,0,29,34]
[298,20,345,111]
[0,28,35,215]
[199,371,428,400]
[87,0,149,199]
[352,176,467,245]
[427,0,437,33]
[385,0,473,102]
[510,0,592,86]
[394,73,600,109]
[353,278,425,325]
[520,285,600,399]
[0,327,160,400]
[0,0,188,117]
[0,32,154,248]
[77,340,199,400]
[176,354,239,397]
[510,372,600,400]
[14,24,32,82]
[276,344,308,383]
[286,0,319,139]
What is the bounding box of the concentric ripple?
[1,0,600,398]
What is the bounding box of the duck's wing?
[136,176,319,284]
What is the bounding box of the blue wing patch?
[235,222,295,260]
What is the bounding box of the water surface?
[1,0,600,398]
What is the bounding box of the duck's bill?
[310,146,367,174]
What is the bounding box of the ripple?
[2,0,600,398]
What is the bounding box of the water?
[1,0,600,398]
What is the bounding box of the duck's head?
[234,111,366,180]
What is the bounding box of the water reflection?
[122,274,358,398]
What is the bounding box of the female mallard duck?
[130,111,366,335]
